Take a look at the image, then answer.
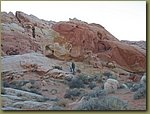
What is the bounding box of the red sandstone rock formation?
[52,19,146,72]
[1,11,58,55]
[1,12,146,72]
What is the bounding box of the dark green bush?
[101,96,128,110]
[130,84,141,92]
[68,77,84,89]
[77,96,128,110]
[133,87,146,100]
[64,88,81,99]
[77,97,109,110]
[78,74,89,84]
[103,72,112,78]
[52,66,62,70]
[88,82,97,89]
[92,73,102,82]
[87,87,106,98]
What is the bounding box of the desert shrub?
[133,87,146,100]
[55,99,69,107]
[88,82,97,89]
[101,96,128,110]
[130,84,141,92]
[124,82,133,89]
[49,105,64,110]
[77,96,128,110]
[64,88,81,99]
[68,77,84,89]
[78,74,89,84]
[64,76,72,82]
[77,97,109,110]
[64,75,74,85]
[92,73,103,83]
[103,72,112,78]
[87,87,107,98]
[52,66,62,70]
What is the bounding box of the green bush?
[77,97,109,110]
[68,77,84,89]
[133,87,146,100]
[92,73,103,82]
[130,84,141,92]
[101,96,128,110]
[88,82,97,89]
[87,87,106,98]
[64,88,81,99]
[52,66,62,70]
[103,72,112,78]
[102,72,117,80]
[77,96,128,110]
[78,74,89,84]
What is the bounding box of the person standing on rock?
[70,61,75,75]
[32,26,35,38]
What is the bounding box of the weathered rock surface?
[121,40,146,50]
[1,53,54,73]
[52,19,146,72]
[1,11,146,72]
[1,87,56,110]
[2,88,49,102]
[104,79,120,93]
[1,11,146,110]
[1,11,59,56]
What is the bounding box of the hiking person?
[70,61,75,75]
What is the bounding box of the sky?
[1,1,146,41]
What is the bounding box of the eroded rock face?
[1,12,146,72]
[1,11,59,56]
[52,19,146,72]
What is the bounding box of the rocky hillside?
[121,40,146,50]
[1,11,146,110]
[1,11,146,73]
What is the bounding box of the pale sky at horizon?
[1,1,146,41]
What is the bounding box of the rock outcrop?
[121,40,146,50]
[1,11,59,56]
[104,79,120,93]
[52,19,146,72]
[1,12,146,73]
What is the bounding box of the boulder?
[104,79,120,93]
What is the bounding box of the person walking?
[70,61,75,75]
